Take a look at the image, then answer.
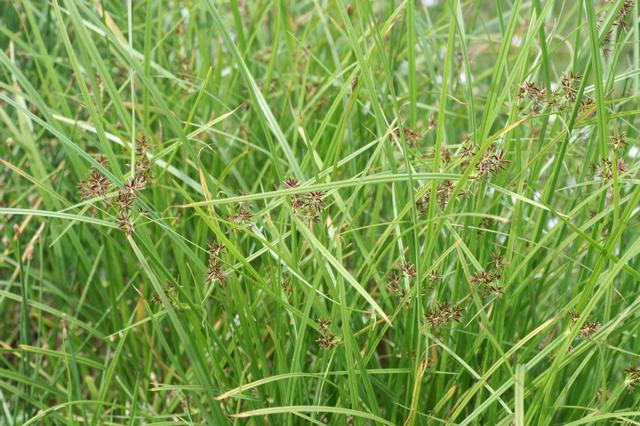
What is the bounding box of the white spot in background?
[180,7,190,21]
[436,74,443,84]
[578,126,592,140]
[459,71,467,84]
[565,176,576,192]
[629,146,640,158]
[497,234,507,244]
[511,35,522,47]
[422,0,438,7]
[163,15,173,32]
[550,82,559,91]
[546,217,558,229]
[486,186,495,197]
[221,66,232,77]
[533,191,542,201]
[363,101,371,115]
[399,60,409,74]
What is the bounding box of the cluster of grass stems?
[2,0,640,424]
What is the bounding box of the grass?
[1,0,640,424]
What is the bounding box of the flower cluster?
[594,158,627,182]
[206,241,227,286]
[283,178,326,224]
[610,133,627,153]
[428,270,442,284]
[568,310,601,339]
[470,251,506,297]
[78,136,154,236]
[625,366,640,392]
[577,320,600,339]
[471,271,503,297]
[475,147,510,180]
[477,217,496,235]
[229,206,254,226]
[117,212,134,236]
[152,281,177,306]
[437,146,453,164]
[518,75,594,114]
[402,262,416,277]
[425,302,462,328]
[78,156,110,199]
[316,318,339,349]
[615,0,634,29]
[416,181,465,211]
[393,125,422,147]
[386,270,406,298]
[281,276,292,300]
[580,97,595,112]
[134,136,153,174]
[560,73,580,102]
[117,135,153,236]
[490,250,507,269]
[386,262,423,301]
[460,140,475,159]
[518,81,548,110]
[602,0,634,50]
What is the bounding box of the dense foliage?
[2,0,640,424]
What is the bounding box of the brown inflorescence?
[316,318,339,349]
[206,240,227,286]
[282,178,327,224]
[425,303,463,328]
